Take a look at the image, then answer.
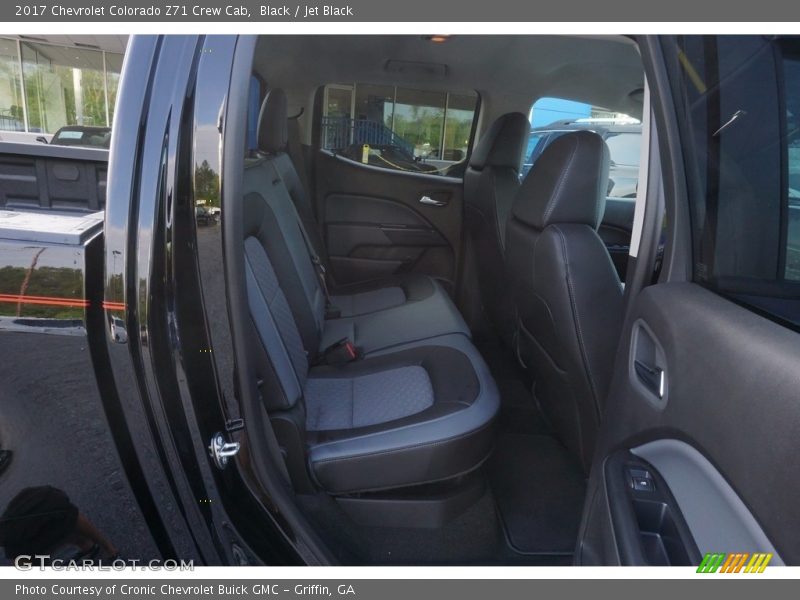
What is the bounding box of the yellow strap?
[373,152,458,174]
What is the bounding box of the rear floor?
[479,339,587,557]
[297,338,586,565]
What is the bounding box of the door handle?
[634,360,665,399]
[419,195,447,207]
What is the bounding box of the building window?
[105,51,123,124]
[0,38,124,135]
[392,87,446,159]
[0,39,24,132]
[442,93,476,163]
[22,41,108,133]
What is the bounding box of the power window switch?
[631,476,655,492]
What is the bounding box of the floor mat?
[297,485,572,565]
[489,432,587,554]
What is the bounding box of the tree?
[195,160,220,207]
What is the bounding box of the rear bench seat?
[241,89,499,497]
[248,89,470,355]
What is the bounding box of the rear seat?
[241,90,499,496]
[248,89,469,356]
[264,88,449,319]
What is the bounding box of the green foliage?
[0,265,84,320]
[195,160,220,207]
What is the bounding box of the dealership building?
[0,35,128,142]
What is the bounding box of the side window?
[666,35,800,327]
[524,96,641,198]
[785,56,800,282]
[247,74,263,151]
[319,83,478,178]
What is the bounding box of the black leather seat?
[241,90,500,496]
[249,89,470,356]
[505,131,623,471]
[263,88,458,320]
[464,112,529,343]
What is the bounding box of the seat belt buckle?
[317,337,360,366]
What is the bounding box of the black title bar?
[5,0,800,22]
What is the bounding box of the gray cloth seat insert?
[305,365,434,431]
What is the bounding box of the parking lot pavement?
[0,332,159,563]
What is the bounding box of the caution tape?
[372,151,459,175]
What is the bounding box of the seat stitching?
[542,136,581,226]
[489,171,506,250]
[551,224,601,415]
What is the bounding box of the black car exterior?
[0,35,312,568]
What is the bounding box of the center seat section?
[247,88,469,356]
[241,165,500,524]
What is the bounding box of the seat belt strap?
[287,115,313,208]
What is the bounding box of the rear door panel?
[579,35,800,566]
[315,151,463,288]
[579,283,798,565]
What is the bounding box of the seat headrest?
[469,112,530,171]
[511,130,610,230]
[258,88,288,154]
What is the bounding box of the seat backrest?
[240,88,339,415]
[242,152,320,490]
[242,157,319,408]
[247,89,331,348]
[259,87,330,272]
[464,112,529,342]
[505,130,623,471]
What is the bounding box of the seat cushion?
[305,334,499,494]
[329,286,407,318]
[321,277,470,355]
[305,365,434,431]
[329,272,438,318]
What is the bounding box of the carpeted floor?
[478,340,587,556]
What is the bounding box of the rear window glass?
[605,132,642,167]
[51,129,110,148]
[55,131,83,140]
[247,75,262,151]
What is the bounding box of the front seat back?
[505,130,623,471]
[464,112,529,343]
